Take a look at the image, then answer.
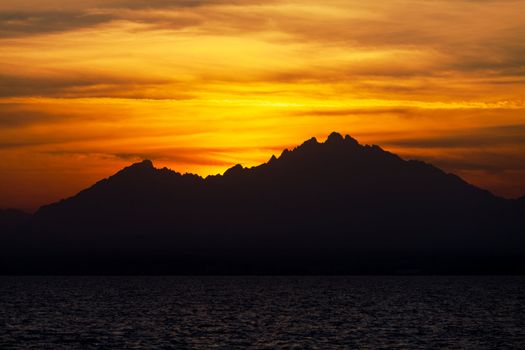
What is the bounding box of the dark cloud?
[0,0,274,37]
[105,0,274,9]
[43,144,286,167]
[0,105,61,127]
[0,11,113,37]
[0,136,80,149]
[382,124,525,149]
[113,151,230,167]
[42,150,230,167]
[0,74,189,99]
[448,40,525,77]
[293,108,413,117]
[0,74,97,98]
[424,151,525,173]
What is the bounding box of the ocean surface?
[0,276,524,349]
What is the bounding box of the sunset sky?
[1,0,524,211]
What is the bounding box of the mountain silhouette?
[2,132,524,274]
[0,208,30,229]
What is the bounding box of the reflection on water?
[1,276,524,349]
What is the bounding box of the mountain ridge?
[38,132,498,213]
[2,132,524,274]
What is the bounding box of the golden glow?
[1,0,525,210]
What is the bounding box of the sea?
[1,276,524,349]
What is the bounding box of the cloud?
[0,11,113,37]
[43,143,286,167]
[382,124,525,149]
[0,0,275,37]
[293,108,414,117]
[104,0,274,9]
[425,151,525,173]
[0,73,190,99]
[0,104,65,127]
[47,150,232,167]
[2,0,525,93]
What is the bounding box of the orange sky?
[1,0,525,211]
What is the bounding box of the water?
[0,276,524,349]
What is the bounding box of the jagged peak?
[280,148,291,158]
[111,159,156,179]
[326,132,344,143]
[129,159,154,169]
[224,163,244,176]
[344,134,359,145]
[128,159,153,171]
[280,132,365,160]
[302,136,318,145]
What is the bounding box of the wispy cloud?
[382,124,525,149]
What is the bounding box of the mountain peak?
[326,132,344,143]
[224,164,244,176]
[133,159,154,168]
[306,136,318,144]
[112,159,155,179]
[344,134,359,145]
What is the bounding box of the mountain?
[2,132,524,274]
[0,208,30,230]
